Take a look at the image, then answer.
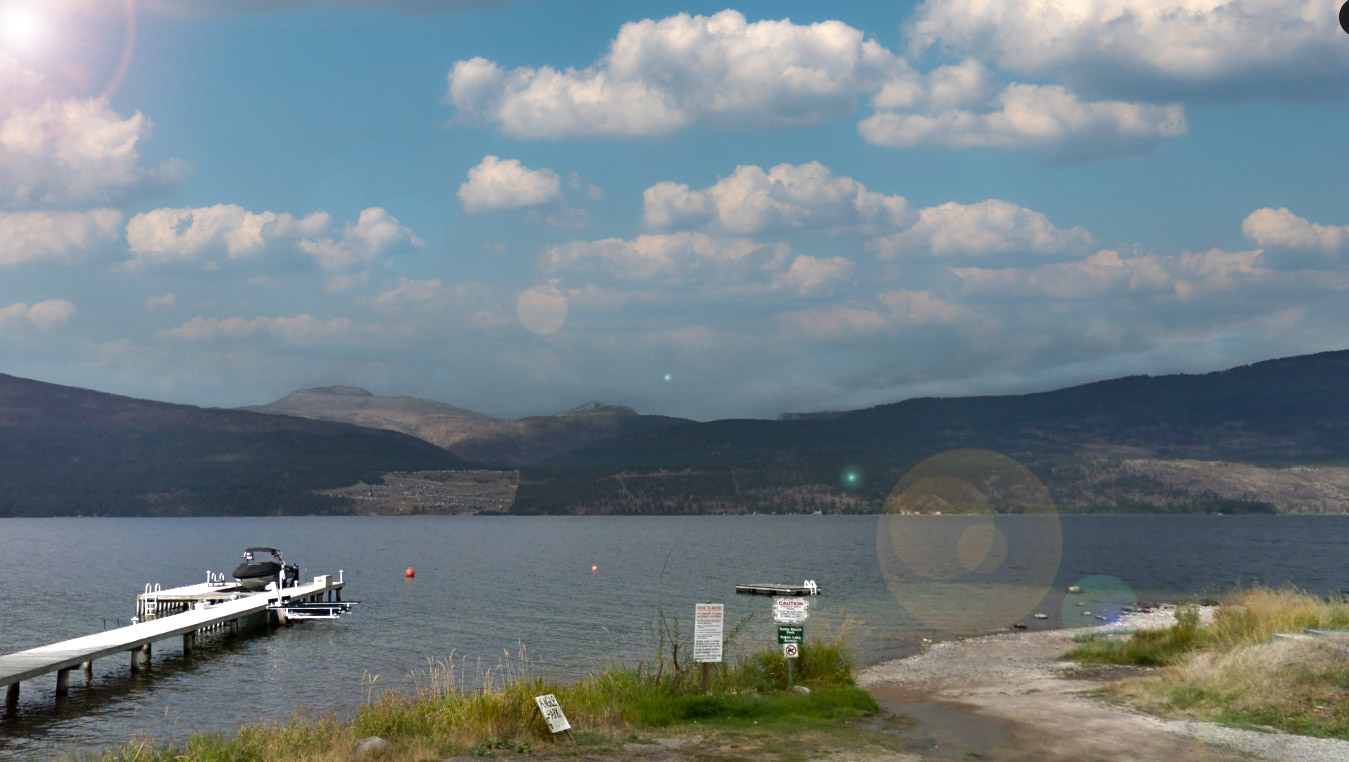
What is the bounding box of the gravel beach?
[858,606,1349,762]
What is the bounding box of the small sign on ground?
[534,694,571,733]
[693,602,725,663]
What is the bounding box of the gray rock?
[356,736,392,758]
[790,685,811,695]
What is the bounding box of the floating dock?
[1,573,347,711]
[735,582,822,596]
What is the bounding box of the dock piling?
[2,573,347,710]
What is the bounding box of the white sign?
[783,642,799,659]
[693,602,724,663]
[772,596,809,624]
[534,694,571,733]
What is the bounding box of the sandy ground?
[857,607,1349,762]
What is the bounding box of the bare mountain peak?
[294,386,373,397]
[561,402,637,416]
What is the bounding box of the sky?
[1,0,1348,421]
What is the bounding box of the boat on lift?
[232,547,298,591]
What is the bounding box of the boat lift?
[266,598,358,621]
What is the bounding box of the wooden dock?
[1,573,346,710]
[734,582,822,596]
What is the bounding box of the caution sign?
[534,694,571,733]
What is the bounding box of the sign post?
[693,602,724,694]
[773,597,809,689]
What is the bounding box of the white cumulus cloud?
[643,162,910,233]
[907,0,1348,101]
[155,314,354,344]
[543,233,789,286]
[868,199,1095,259]
[361,277,446,309]
[298,207,424,271]
[446,10,901,138]
[125,204,421,271]
[777,255,855,296]
[1242,207,1348,253]
[0,298,77,329]
[0,53,190,208]
[125,204,329,265]
[145,293,176,309]
[860,83,1186,160]
[458,155,562,213]
[0,209,122,266]
[953,247,1269,300]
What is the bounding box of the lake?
[2,514,1347,759]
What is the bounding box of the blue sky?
[2,0,1348,420]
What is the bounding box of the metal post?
[129,650,139,673]
[5,682,17,711]
[141,643,151,668]
[83,661,93,684]
[701,662,709,694]
[55,668,70,697]
[787,658,793,690]
[183,632,194,656]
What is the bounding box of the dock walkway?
[1,574,344,709]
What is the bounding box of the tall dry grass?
[1094,587,1349,739]
[84,620,872,762]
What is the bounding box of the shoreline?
[858,605,1349,762]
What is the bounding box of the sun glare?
[1,4,46,52]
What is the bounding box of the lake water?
[2,515,1347,760]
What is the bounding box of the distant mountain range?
[0,374,467,517]
[4,349,1348,516]
[242,387,690,466]
[514,350,1349,515]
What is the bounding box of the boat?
[232,547,298,591]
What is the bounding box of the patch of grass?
[630,685,878,728]
[1082,588,1349,740]
[1066,604,1205,666]
[78,616,878,762]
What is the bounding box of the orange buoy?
[405,567,415,578]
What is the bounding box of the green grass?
[1066,604,1205,666]
[1072,588,1349,740]
[79,624,877,762]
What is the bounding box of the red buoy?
[591,565,598,572]
[405,567,415,578]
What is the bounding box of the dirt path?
[858,611,1349,762]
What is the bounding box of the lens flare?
[2,5,45,51]
[517,284,568,335]
[876,449,1063,634]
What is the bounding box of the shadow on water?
[1,617,283,739]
